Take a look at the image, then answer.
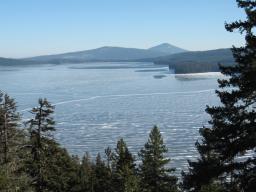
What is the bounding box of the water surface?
[0,62,220,173]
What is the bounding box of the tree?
[93,153,112,192]
[0,92,20,164]
[111,138,139,192]
[138,126,178,192]
[76,152,95,192]
[26,98,55,191]
[25,98,80,192]
[182,1,256,191]
[199,183,224,192]
[41,141,80,192]
[0,91,31,191]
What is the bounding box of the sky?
[0,0,246,58]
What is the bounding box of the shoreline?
[175,72,223,78]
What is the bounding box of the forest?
[154,49,235,74]
[0,0,256,191]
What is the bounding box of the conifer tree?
[93,153,112,192]
[26,98,55,191]
[25,98,79,192]
[105,146,113,170]
[0,92,20,164]
[182,1,256,191]
[138,126,178,192]
[42,142,80,192]
[112,138,139,192]
[77,152,95,192]
[0,91,31,191]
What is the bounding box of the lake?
[0,62,221,173]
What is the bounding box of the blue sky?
[0,0,246,58]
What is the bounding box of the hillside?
[154,48,235,74]
[148,43,187,54]
[24,43,187,64]
[0,47,234,74]
[0,57,35,66]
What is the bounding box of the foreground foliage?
[0,93,178,192]
[182,1,256,191]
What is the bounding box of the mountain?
[154,48,235,74]
[0,46,234,74]
[0,57,35,66]
[148,43,187,54]
[25,43,187,64]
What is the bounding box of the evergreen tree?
[105,146,113,170]
[26,98,56,191]
[42,141,80,192]
[93,153,112,192]
[76,152,95,192]
[182,1,256,191]
[0,91,31,191]
[112,138,139,192]
[25,98,80,192]
[199,183,224,192]
[138,126,178,192]
[0,92,20,164]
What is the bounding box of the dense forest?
[0,57,35,66]
[153,49,235,74]
[0,0,255,191]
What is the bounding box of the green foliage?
[25,98,56,191]
[111,138,139,192]
[0,92,32,191]
[0,168,9,191]
[93,153,112,192]
[154,49,234,74]
[76,152,95,191]
[0,92,20,164]
[25,98,79,192]
[199,183,224,192]
[39,140,80,191]
[182,1,256,191]
[138,126,178,192]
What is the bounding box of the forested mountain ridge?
[0,57,35,66]
[0,48,234,75]
[154,48,235,74]
[0,47,236,75]
[24,43,187,64]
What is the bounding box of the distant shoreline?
[175,72,223,79]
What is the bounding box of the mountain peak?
[154,43,173,47]
[148,43,187,54]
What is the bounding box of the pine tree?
[199,183,224,192]
[105,146,113,170]
[111,138,139,192]
[0,91,31,191]
[76,152,95,192]
[26,98,55,191]
[138,126,178,192]
[42,141,80,192]
[0,92,20,164]
[182,1,256,191]
[93,153,112,192]
[25,98,80,192]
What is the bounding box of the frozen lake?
[0,62,221,173]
